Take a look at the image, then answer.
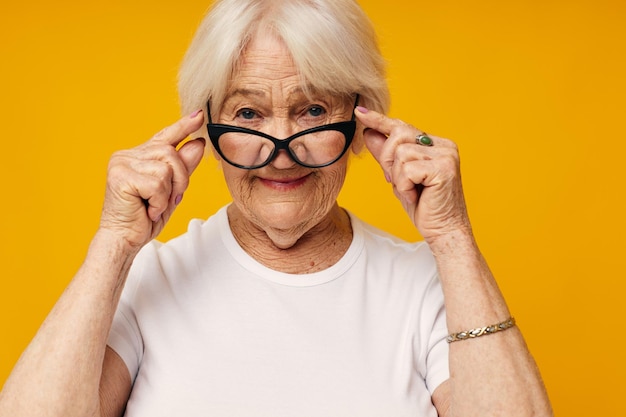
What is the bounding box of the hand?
[99,110,206,250]
[354,107,472,243]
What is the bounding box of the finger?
[355,107,402,165]
[392,158,429,197]
[129,160,175,221]
[150,109,205,147]
[133,144,190,206]
[355,106,455,149]
[355,107,420,181]
[133,137,205,206]
[177,138,206,176]
[392,143,458,184]
[167,138,206,206]
[361,127,388,167]
[354,106,405,137]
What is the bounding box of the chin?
[258,200,317,227]
[253,199,330,236]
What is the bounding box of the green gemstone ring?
[416,133,433,147]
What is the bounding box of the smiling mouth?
[258,173,312,190]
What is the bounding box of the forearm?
[0,229,137,417]
[430,230,552,417]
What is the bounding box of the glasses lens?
[289,130,346,167]
[217,128,347,169]
[217,132,275,168]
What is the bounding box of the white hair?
[178,0,389,121]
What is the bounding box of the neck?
[227,203,353,274]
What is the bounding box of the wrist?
[88,228,143,269]
[425,225,477,258]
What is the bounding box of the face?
[214,30,354,248]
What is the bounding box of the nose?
[269,148,298,169]
[265,118,296,141]
[266,120,298,169]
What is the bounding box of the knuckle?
[145,146,181,168]
[395,118,411,128]
[174,174,190,190]
[160,144,179,157]
[152,126,171,141]
[446,139,459,151]
[147,175,171,196]
[107,160,132,182]
[154,162,174,181]
[441,153,460,171]
[108,150,130,168]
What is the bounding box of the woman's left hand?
[354,107,472,244]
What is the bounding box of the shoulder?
[127,206,229,288]
[349,212,435,268]
[346,212,440,304]
[138,206,226,261]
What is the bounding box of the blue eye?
[239,109,256,120]
[308,106,325,117]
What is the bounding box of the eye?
[237,109,257,120]
[307,106,325,117]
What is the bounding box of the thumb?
[354,106,390,170]
[178,138,206,175]
[362,127,387,165]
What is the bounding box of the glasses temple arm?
[351,94,360,122]
[206,99,214,124]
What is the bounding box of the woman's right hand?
[99,110,206,251]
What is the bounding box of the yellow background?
[1,0,624,414]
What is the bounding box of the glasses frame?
[206,94,359,169]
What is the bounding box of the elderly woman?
[0,0,551,416]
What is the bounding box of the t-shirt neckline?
[217,205,364,287]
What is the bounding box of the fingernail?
[189,109,203,118]
[356,106,369,114]
[175,194,184,205]
[384,172,391,183]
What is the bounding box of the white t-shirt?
[108,206,449,416]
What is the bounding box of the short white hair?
[178,0,389,120]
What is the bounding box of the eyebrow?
[223,85,320,104]
[224,88,267,100]
[212,85,350,124]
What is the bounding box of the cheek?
[221,166,253,202]
[315,164,348,201]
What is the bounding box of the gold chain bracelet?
[446,317,516,343]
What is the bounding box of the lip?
[258,173,312,191]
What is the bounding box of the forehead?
[228,31,301,95]
[221,29,350,111]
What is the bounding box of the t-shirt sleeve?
[108,302,143,382]
[417,272,450,394]
[106,244,154,382]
